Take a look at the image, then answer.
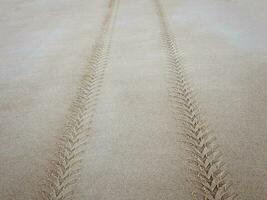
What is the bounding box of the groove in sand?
[154,0,238,199]
[36,1,118,200]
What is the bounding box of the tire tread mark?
[154,1,238,200]
[36,1,118,200]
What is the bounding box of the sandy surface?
[0,0,266,200]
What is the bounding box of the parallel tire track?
[154,1,238,200]
[36,1,118,200]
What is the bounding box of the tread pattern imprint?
[35,0,119,200]
[154,0,238,200]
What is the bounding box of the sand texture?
[0,0,266,200]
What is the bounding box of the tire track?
[154,1,238,200]
[36,1,118,200]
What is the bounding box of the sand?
[0,0,266,200]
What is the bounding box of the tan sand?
[0,0,266,200]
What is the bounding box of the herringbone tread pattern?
[36,1,118,199]
[154,1,238,199]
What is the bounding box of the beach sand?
[0,0,266,199]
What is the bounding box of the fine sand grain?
[0,0,266,200]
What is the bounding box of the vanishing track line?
[154,1,237,200]
[36,1,118,200]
